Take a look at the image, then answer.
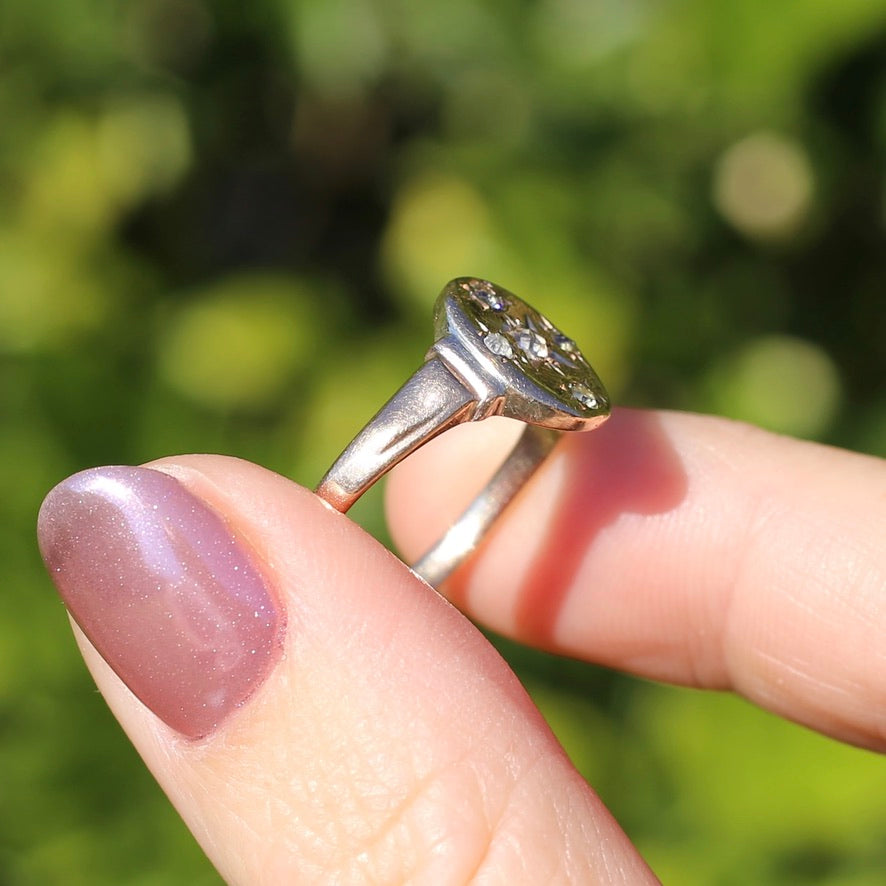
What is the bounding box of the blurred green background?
[3,0,886,883]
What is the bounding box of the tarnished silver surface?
[315,277,611,585]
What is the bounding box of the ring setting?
[316,277,611,586]
[433,278,609,427]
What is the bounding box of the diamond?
[484,332,513,357]
[469,280,507,311]
[514,327,549,359]
[446,277,609,423]
[554,333,578,354]
[570,384,598,410]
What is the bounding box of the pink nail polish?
[37,466,284,739]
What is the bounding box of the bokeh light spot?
[0,232,107,352]
[382,173,514,309]
[535,0,650,67]
[708,334,841,438]
[158,275,320,411]
[287,0,387,97]
[713,132,814,240]
[97,94,192,205]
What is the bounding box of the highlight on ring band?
[315,277,611,584]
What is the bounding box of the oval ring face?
[436,277,610,427]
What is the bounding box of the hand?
[37,409,886,883]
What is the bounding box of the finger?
[37,457,657,884]
[386,410,886,751]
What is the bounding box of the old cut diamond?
[484,332,513,358]
[514,327,549,360]
[469,280,507,311]
[570,384,598,410]
[554,333,578,355]
[447,276,608,421]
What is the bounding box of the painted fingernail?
[37,466,283,739]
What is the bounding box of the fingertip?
[44,454,651,882]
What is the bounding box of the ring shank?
[315,356,560,585]
[315,358,474,512]
[411,423,558,586]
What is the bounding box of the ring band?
[315,277,611,585]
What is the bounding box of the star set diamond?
[457,278,607,415]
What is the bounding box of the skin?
[65,409,885,883]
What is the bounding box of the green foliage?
[2,0,885,882]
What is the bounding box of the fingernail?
[37,466,284,739]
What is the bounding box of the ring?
[315,277,611,586]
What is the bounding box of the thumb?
[37,455,656,885]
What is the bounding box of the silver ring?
[315,277,611,586]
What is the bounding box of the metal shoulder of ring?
[315,277,611,586]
